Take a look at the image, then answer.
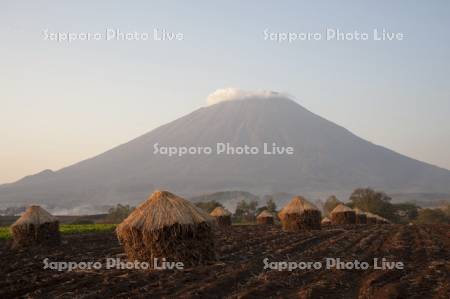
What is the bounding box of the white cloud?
[206,88,288,106]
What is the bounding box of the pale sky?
[1,1,449,184]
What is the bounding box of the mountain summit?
[1,90,450,208]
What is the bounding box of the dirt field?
[0,224,449,298]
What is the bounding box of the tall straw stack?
[10,205,60,248]
[330,204,356,225]
[210,206,232,226]
[116,190,216,267]
[278,196,321,231]
[256,210,274,225]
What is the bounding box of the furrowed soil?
[0,225,449,298]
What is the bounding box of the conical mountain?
[1,93,450,209]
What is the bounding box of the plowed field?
[1,224,449,298]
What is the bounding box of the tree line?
[99,188,450,224]
[324,188,450,224]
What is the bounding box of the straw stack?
[10,205,60,248]
[116,190,216,267]
[330,204,356,225]
[210,206,232,226]
[278,196,321,231]
[256,210,275,225]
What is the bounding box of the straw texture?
[256,210,274,225]
[278,196,321,231]
[330,204,356,224]
[10,205,60,248]
[116,190,216,267]
[210,207,232,226]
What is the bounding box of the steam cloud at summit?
[206,88,289,106]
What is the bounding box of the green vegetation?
[392,203,419,223]
[415,208,450,224]
[347,187,450,224]
[0,226,9,240]
[0,223,116,240]
[256,196,277,215]
[234,199,258,222]
[266,198,277,213]
[349,188,397,221]
[196,197,278,224]
[102,204,134,223]
[59,223,116,234]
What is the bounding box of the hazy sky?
[1,1,449,183]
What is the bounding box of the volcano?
[1,91,450,209]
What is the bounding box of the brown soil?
[214,216,232,227]
[0,224,449,298]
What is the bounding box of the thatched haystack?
[278,196,321,231]
[210,206,232,226]
[116,190,216,267]
[353,208,367,224]
[330,204,356,225]
[10,205,60,248]
[321,217,331,226]
[256,210,274,225]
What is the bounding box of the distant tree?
[104,204,135,223]
[323,195,342,216]
[256,206,267,215]
[349,188,396,221]
[234,199,258,222]
[393,203,419,222]
[234,200,249,217]
[195,200,223,213]
[256,198,277,216]
[266,198,277,213]
[315,199,325,212]
[415,208,450,224]
[248,199,258,214]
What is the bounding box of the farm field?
[0,224,449,298]
[0,224,116,240]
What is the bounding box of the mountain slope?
[1,96,449,208]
